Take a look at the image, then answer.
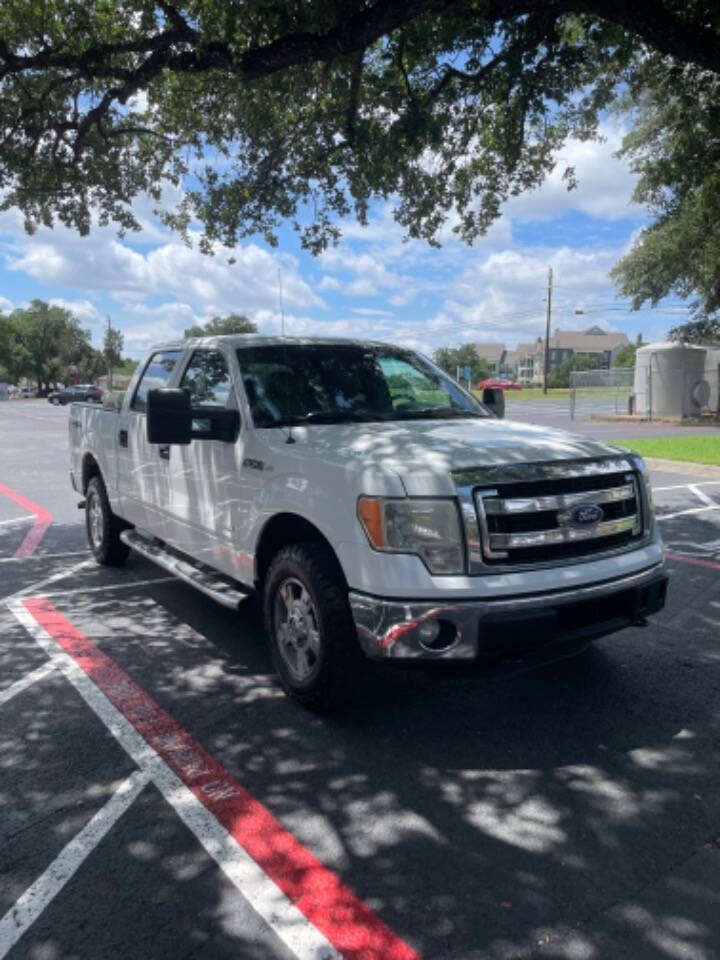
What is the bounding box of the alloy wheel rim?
[274,577,321,682]
[88,493,103,548]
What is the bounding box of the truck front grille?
[454,458,647,571]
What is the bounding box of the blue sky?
[0,121,691,359]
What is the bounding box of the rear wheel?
[263,542,365,709]
[85,476,130,566]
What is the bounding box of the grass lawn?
[614,434,720,466]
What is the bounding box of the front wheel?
[85,476,130,566]
[263,543,365,709]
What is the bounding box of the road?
[1,400,720,960]
[504,398,720,439]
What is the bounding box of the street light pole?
[543,266,553,395]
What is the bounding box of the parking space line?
[0,659,59,707]
[34,576,176,600]
[0,483,52,557]
[0,769,150,959]
[654,480,720,492]
[665,551,720,572]
[10,598,418,960]
[0,515,35,528]
[656,505,720,521]
[1,559,95,606]
[0,551,89,565]
[689,484,718,507]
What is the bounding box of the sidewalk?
[644,457,720,478]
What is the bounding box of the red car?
[476,378,522,391]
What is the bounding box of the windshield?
[237,344,490,427]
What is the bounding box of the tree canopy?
[612,342,637,368]
[183,313,258,338]
[1,0,719,259]
[610,58,720,341]
[0,300,102,389]
[547,352,597,388]
[433,344,491,384]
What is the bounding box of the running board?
[120,530,250,610]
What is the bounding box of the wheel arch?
[254,512,347,590]
[81,453,103,494]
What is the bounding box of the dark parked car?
[48,384,103,405]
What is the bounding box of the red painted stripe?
[23,597,419,960]
[0,483,52,556]
[665,550,720,572]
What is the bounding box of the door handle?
[118,429,128,448]
[158,445,170,461]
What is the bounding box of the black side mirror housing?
[482,387,505,419]
[191,409,240,443]
[147,388,241,444]
[147,388,192,444]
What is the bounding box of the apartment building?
[474,328,631,384]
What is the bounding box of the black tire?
[85,475,131,566]
[263,542,366,709]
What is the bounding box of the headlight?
[358,497,464,574]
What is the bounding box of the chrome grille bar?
[488,515,638,550]
[483,482,636,515]
[454,459,646,570]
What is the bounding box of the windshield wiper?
[393,407,484,420]
[278,411,392,425]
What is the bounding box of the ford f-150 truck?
[70,336,667,707]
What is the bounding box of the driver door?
[164,347,249,577]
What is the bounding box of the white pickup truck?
[70,335,667,707]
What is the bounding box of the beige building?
[546,327,630,373]
[471,328,631,383]
[473,342,506,375]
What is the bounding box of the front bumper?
[349,561,668,660]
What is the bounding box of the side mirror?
[191,408,240,443]
[147,388,192,444]
[482,387,505,419]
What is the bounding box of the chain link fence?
[569,368,635,420]
[570,364,720,420]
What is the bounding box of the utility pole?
[543,266,553,395]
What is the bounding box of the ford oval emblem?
[571,503,603,525]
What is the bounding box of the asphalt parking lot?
[2,401,720,960]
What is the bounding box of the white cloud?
[49,298,101,324]
[0,294,12,312]
[427,244,637,349]
[1,204,323,329]
[505,123,641,222]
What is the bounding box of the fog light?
[417,618,458,652]
[418,620,441,644]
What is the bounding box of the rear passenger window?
[180,350,233,408]
[130,351,181,413]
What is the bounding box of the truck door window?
[130,350,182,413]
[180,350,233,408]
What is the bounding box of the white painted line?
[8,601,343,960]
[0,515,35,528]
[0,552,89,565]
[0,769,150,958]
[654,480,720,492]
[0,659,59,707]
[657,505,720,521]
[689,484,718,507]
[1,560,94,606]
[34,576,176,600]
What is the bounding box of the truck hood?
[259,418,628,496]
